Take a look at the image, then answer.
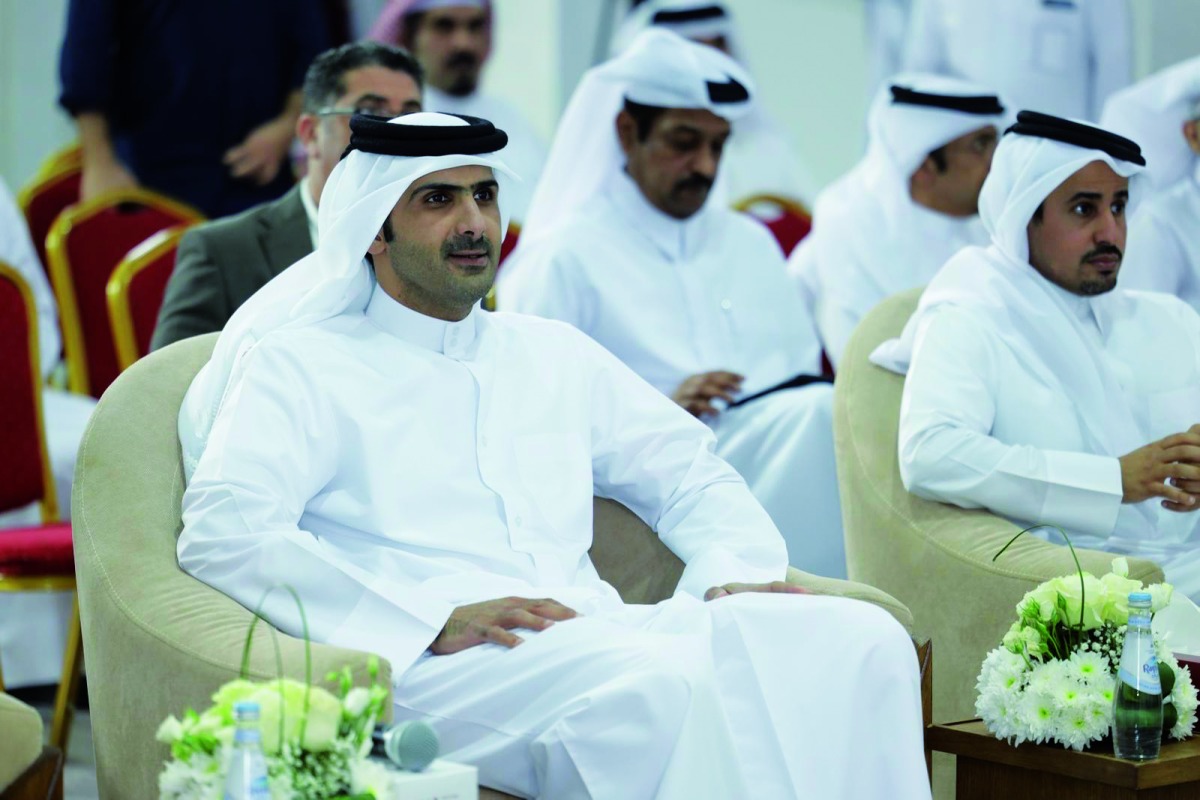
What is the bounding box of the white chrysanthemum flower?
[1069,650,1111,688]
[1019,685,1058,744]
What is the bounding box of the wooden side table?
[927,719,1200,799]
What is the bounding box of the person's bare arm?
[223,90,303,186]
[77,112,138,200]
[429,597,578,654]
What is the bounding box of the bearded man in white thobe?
[497,30,845,579]
[1101,56,1200,311]
[368,0,545,223]
[788,74,1004,367]
[611,0,819,206]
[873,110,1200,601]
[0,176,96,688]
[175,110,930,800]
[903,0,1131,122]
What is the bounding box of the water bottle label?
[1118,655,1161,694]
[250,776,269,799]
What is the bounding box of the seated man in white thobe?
[497,30,845,579]
[176,111,931,799]
[872,111,1200,601]
[611,0,819,206]
[788,73,1004,366]
[0,176,94,688]
[1100,56,1200,310]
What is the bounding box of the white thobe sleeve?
[1122,206,1189,296]
[901,0,947,74]
[179,341,455,675]
[577,332,790,596]
[0,178,60,378]
[1086,0,1132,121]
[899,308,1123,537]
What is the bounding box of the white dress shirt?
[178,281,788,676]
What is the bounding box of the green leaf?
[1159,662,1176,696]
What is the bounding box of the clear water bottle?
[224,701,271,799]
[1113,592,1163,760]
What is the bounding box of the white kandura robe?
[788,163,987,367]
[896,262,1200,600]
[0,177,95,688]
[497,171,845,579]
[178,283,929,799]
[1122,162,1200,311]
[423,86,546,225]
[903,0,1131,121]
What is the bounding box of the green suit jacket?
[150,184,312,351]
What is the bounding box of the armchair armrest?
[785,566,915,635]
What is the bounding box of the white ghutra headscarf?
[179,112,515,480]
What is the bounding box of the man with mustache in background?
[872,111,1200,601]
[369,0,546,223]
[499,31,849,581]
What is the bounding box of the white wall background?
[3,0,1199,195]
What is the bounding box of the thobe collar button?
[720,298,732,311]
[365,282,479,357]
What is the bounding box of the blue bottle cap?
[234,701,261,715]
[1129,591,1152,603]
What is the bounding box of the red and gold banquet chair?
[107,226,189,371]
[0,261,82,758]
[17,155,82,280]
[734,193,812,257]
[46,189,203,398]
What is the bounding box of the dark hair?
[302,41,424,113]
[622,98,668,142]
[927,144,949,173]
[1031,203,1044,224]
[381,216,395,243]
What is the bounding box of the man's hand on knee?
[1119,429,1200,509]
[430,597,579,655]
[704,581,810,602]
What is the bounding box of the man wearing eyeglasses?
[151,42,424,350]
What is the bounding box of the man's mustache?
[1082,243,1123,264]
[673,173,714,194]
[442,234,493,259]
[446,51,479,70]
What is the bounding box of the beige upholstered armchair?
[833,287,1164,791]
[74,332,918,800]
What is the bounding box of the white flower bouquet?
[976,531,1198,751]
[156,587,394,799]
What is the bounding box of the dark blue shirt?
[59,0,329,218]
